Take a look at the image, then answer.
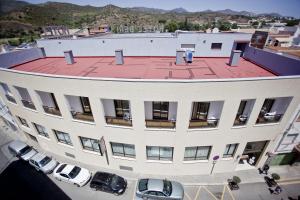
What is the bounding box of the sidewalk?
[1,121,300,186]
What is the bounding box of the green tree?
[165,21,178,32]
[218,22,231,31]
[231,23,238,29]
[286,19,300,26]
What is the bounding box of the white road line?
[185,191,193,200]
[226,185,236,200]
[194,186,201,200]
[221,185,226,200]
[202,186,218,200]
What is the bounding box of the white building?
[0,32,300,175]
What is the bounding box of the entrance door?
[242,141,269,166]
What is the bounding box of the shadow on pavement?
[0,160,71,200]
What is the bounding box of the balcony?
[21,99,36,110]
[71,111,94,122]
[189,119,219,129]
[5,94,16,104]
[256,113,283,124]
[43,105,61,116]
[145,119,176,129]
[105,116,132,126]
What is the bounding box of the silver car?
[29,153,58,174]
[8,140,37,161]
[136,178,184,200]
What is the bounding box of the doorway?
[233,41,249,57]
[242,140,269,165]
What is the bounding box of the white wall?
[66,95,83,113]
[102,99,116,117]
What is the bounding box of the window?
[79,136,100,153]
[17,116,29,127]
[181,44,195,51]
[80,97,92,113]
[153,102,169,120]
[223,144,238,158]
[33,123,48,138]
[184,146,211,161]
[0,82,16,103]
[261,98,275,113]
[211,43,222,50]
[146,146,173,161]
[54,130,72,145]
[237,101,247,116]
[111,142,135,158]
[191,102,210,120]
[282,134,298,145]
[114,100,130,118]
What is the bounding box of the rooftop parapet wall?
[0,48,45,69]
[243,46,300,76]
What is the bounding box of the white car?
[29,153,58,174]
[8,140,37,161]
[53,163,91,187]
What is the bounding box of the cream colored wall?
[1,69,300,175]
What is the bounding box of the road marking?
[202,186,218,200]
[185,191,193,200]
[226,185,236,200]
[221,185,226,200]
[278,180,300,185]
[194,186,202,200]
[132,180,137,200]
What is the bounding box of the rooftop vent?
[176,49,185,65]
[115,49,124,65]
[185,50,193,63]
[229,50,242,66]
[64,50,75,65]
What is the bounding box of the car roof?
[147,179,164,192]
[92,172,114,184]
[8,140,28,151]
[59,164,75,174]
[30,153,47,162]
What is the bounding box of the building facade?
[1,32,300,176]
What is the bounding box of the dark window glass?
[153,102,169,120]
[261,99,275,113]
[111,142,135,158]
[33,123,48,137]
[211,43,222,49]
[223,144,238,158]
[114,100,130,118]
[146,146,173,161]
[80,97,92,113]
[69,166,81,179]
[54,130,72,145]
[79,136,101,153]
[191,102,210,120]
[184,146,211,161]
[17,116,29,127]
[237,101,247,116]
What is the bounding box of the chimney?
[176,49,185,65]
[229,50,242,66]
[115,49,124,65]
[64,50,75,65]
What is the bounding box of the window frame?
[79,136,101,153]
[184,146,212,161]
[152,101,169,120]
[33,123,48,138]
[54,130,72,146]
[114,100,130,118]
[191,102,210,120]
[17,116,29,127]
[110,142,136,158]
[223,143,239,158]
[80,96,92,114]
[211,43,222,50]
[146,146,173,161]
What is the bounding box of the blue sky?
[25,0,300,18]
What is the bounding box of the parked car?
[90,172,127,195]
[53,163,91,187]
[264,176,278,187]
[29,153,58,174]
[136,178,184,200]
[8,140,37,161]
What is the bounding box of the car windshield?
[163,180,172,196]
[19,146,32,156]
[56,164,66,173]
[138,179,148,192]
[110,175,120,187]
[39,156,51,167]
[69,166,81,179]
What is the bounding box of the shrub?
[232,176,241,184]
[271,173,280,180]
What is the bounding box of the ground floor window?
[184,146,211,161]
[33,123,48,138]
[146,146,173,161]
[54,130,72,146]
[79,136,100,153]
[111,142,135,158]
[17,116,29,127]
[223,143,238,158]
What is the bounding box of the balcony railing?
[105,116,132,127]
[5,94,16,103]
[71,111,94,122]
[233,115,248,126]
[189,119,219,129]
[145,119,176,129]
[43,106,61,116]
[256,113,283,124]
[21,99,36,110]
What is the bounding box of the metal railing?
[189,119,219,128]
[71,111,94,122]
[256,114,283,124]
[145,119,176,129]
[43,106,61,116]
[105,116,132,126]
[233,115,248,126]
[21,99,36,110]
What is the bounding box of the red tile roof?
[11,57,275,79]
